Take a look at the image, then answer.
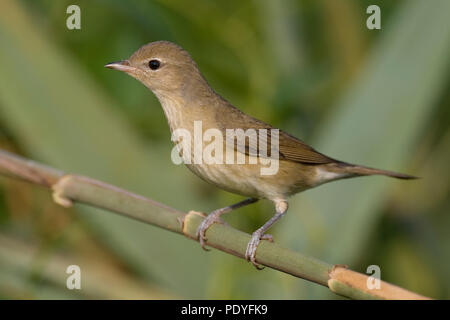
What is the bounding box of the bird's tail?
[335,162,418,180]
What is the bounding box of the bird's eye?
[149,59,161,70]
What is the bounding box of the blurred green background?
[0,0,449,299]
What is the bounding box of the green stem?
[0,149,430,300]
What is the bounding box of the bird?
[105,41,416,268]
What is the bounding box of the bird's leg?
[197,197,258,250]
[245,200,288,269]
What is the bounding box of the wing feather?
[216,105,335,165]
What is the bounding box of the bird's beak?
[104,60,136,73]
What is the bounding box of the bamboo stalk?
[0,149,430,300]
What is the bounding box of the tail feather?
[338,163,419,180]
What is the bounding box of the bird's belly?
[186,163,262,197]
[185,159,316,200]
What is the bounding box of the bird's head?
[105,41,207,99]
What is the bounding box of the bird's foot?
[196,212,228,251]
[245,231,273,269]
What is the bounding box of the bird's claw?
[245,232,273,269]
[196,214,227,251]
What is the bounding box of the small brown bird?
[106,41,416,268]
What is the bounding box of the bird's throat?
[154,92,186,132]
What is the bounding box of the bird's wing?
[216,105,335,164]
